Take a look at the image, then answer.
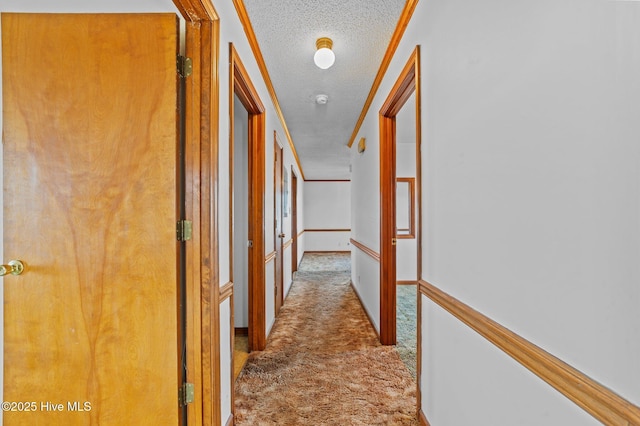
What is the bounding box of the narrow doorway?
[274,136,284,316]
[395,91,418,379]
[291,169,299,274]
[379,46,422,411]
[232,93,251,377]
[229,48,268,416]
[379,48,421,345]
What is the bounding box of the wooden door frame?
[170,1,220,424]
[380,46,422,413]
[274,134,285,315]
[230,44,267,352]
[291,168,299,274]
[379,47,421,346]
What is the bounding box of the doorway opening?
[379,47,421,345]
[291,169,299,275]
[274,135,285,316]
[229,44,267,355]
[232,92,251,379]
[379,45,422,410]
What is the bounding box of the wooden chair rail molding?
[283,239,293,250]
[304,228,351,232]
[418,280,640,425]
[219,281,234,302]
[265,251,277,264]
[350,238,380,262]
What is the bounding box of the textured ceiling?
[242,0,406,180]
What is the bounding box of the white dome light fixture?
[314,37,335,69]
[315,94,329,105]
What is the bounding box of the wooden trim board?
[419,409,431,426]
[265,250,277,264]
[169,2,220,424]
[350,238,380,262]
[304,228,351,232]
[230,44,266,353]
[220,281,234,302]
[347,0,419,148]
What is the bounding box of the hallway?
[234,252,418,425]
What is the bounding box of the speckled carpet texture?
[234,252,418,425]
[396,284,418,379]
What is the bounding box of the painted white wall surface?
[423,295,599,425]
[303,181,351,251]
[351,251,380,331]
[297,232,306,269]
[396,94,418,282]
[396,245,416,281]
[219,299,232,424]
[283,245,293,297]
[233,95,250,328]
[353,0,640,422]
[265,260,276,335]
[304,231,351,252]
[349,126,381,332]
[304,181,351,229]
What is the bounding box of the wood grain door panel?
[2,13,180,425]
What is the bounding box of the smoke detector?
[315,94,329,105]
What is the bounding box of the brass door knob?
[0,260,24,276]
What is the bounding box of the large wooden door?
[2,13,181,425]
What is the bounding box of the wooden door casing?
[291,169,298,274]
[274,137,284,315]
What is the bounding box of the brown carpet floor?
[234,252,418,425]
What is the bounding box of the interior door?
[2,13,181,425]
[291,170,298,274]
[274,140,284,315]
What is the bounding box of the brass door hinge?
[177,55,193,78]
[177,220,193,242]
[179,383,195,406]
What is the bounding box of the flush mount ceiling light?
[315,94,329,105]
[314,37,335,69]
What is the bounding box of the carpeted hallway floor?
[234,252,418,425]
[396,284,417,378]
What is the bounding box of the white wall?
[352,0,640,423]
[350,135,380,327]
[303,181,351,251]
[396,93,418,282]
[219,299,232,424]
